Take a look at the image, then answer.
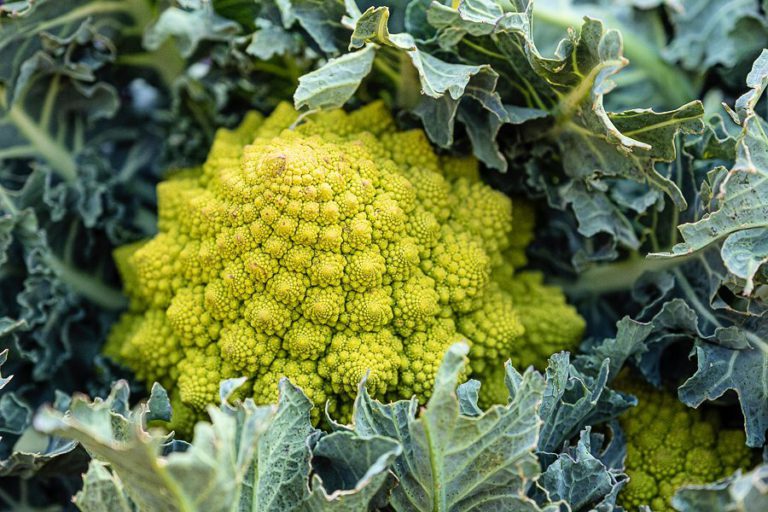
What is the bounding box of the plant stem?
[45,253,127,310]
[562,253,695,297]
[7,103,78,183]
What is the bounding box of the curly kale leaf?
[0,0,168,478]
[144,0,321,167]
[534,428,627,511]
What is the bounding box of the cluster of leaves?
[2,0,768,509]
[0,0,166,490]
[570,49,768,452]
[36,344,635,512]
[289,0,768,454]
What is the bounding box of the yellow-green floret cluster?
[105,102,585,428]
[618,378,753,511]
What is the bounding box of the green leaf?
[143,5,241,58]
[535,429,626,511]
[576,299,701,385]
[288,0,348,54]
[0,349,10,392]
[34,379,280,512]
[304,432,401,511]
[351,6,497,101]
[532,0,699,110]
[560,182,641,251]
[0,2,163,485]
[537,353,635,453]
[248,380,316,511]
[75,460,135,512]
[735,49,768,119]
[141,385,170,425]
[663,0,768,71]
[36,377,402,512]
[720,228,768,293]
[579,253,768,446]
[353,343,549,512]
[456,379,483,417]
[652,113,768,294]
[246,19,300,60]
[679,334,768,448]
[672,464,768,511]
[294,45,376,110]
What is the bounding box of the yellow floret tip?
[617,377,754,511]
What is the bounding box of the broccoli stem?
[45,253,128,310]
[7,104,78,183]
[562,253,695,296]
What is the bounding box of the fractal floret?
[105,102,585,426]
[618,378,754,512]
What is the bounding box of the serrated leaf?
[652,113,768,294]
[535,429,626,511]
[74,460,135,512]
[35,377,404,512]
[532,0,698,110]
[34,379,283,512]
[537,353,635,453]
[353,343,548,512]
[305,431,401,511]
[580,254,768,446]
[351,6,497,101]
[561,182,641,251]
[429,4,704,192]
[735,49,768,119]
[679,338,768,448]
[294,45,376,110]
[576,299,701,385]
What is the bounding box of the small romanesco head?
[617,377,754,512]
[106,101,584,430]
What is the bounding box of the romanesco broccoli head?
[618,378,754,511]
[106,101,584,428]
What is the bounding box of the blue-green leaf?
[144,5,240,58]
[664,0,768,71]
[305,432,401,511]
[672,464,768,511]
[353,343,549,512]
[294,45,376,110]
[537,353,635,453]
[535,429,626,511]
